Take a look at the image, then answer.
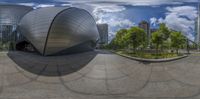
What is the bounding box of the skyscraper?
[97,24,108,45]
[0,5,33,50]
[138,20,150,46]
[196,2,200,50]
[195,18,198,44]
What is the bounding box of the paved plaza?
[0,50,200,99]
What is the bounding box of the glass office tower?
[0,5,32,51]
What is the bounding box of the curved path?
[0,50,200,99]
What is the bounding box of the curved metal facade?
[19,7,99,55]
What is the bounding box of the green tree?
[151,31,164,54]
[108,38,117,49]
[170,31,186,54]
[159,23,170,40]
[114,29,128,48]
[123,27,146,52]
[163,38,171,50]
[108,29,128,49]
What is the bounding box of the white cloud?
[101,18,134,28]
[91,3,134,40]
[101,17,135,40]
[91,3,126,20]
[108,32,116,42]
[92,4,126,13]
[149,17,165,26]
[96,15,134,40]
[92,4,127,23]
[36,4,55,8]
[150,17,158,26]
[113,19,134,27]
[16,3,57,9]
[154,6,197,40]
[158,18,165,23]
[166,6,197,19]
[60,4,72,7]
[54,0,198,6]
[17,3,36,6]
[92,4,127,26]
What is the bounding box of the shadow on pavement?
[7,51,97,76]
[139,61,151,65]
[95,50,114,54]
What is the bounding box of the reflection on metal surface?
[19,7,99,55]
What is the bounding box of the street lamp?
[132,32,136,53]
[187,39,190,54]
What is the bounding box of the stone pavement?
[0,50,200,99]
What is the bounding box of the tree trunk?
[156,43,159,55]
[133,46,136,54]
[176,49,178,55]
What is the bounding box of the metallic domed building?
[0,5,33,50]
[18,7,99,56]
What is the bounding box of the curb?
[110,51,188,63]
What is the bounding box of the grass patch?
[115,50,182,59]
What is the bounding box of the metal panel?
[19,7,68,54]
[45,8,99,55]
[19,7,99,55]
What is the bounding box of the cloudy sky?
[0,0,198,41]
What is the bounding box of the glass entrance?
[0,24,16,51]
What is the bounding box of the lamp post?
[197,0,200,51]
[187,39,190,54]
[132,32,136,53]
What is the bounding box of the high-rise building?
[97,24,108,44]
[138,21,150,46]
[0,5,33,50]
[196,2,200,50]
[195,18,198,44]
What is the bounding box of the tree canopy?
[170,31,186,54]
[159,23,170,40]
[114,29,128,48]
[123,27,146,50]
[151,30,164,53]
[108,23,187,55]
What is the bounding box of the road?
[0,50,200,99]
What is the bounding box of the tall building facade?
[0,5,33,50]
[195,2,200,50]
[97,24,108,44]
[195,18,198,44]
[138,21,150,46]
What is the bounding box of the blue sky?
[0,0,198,41]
